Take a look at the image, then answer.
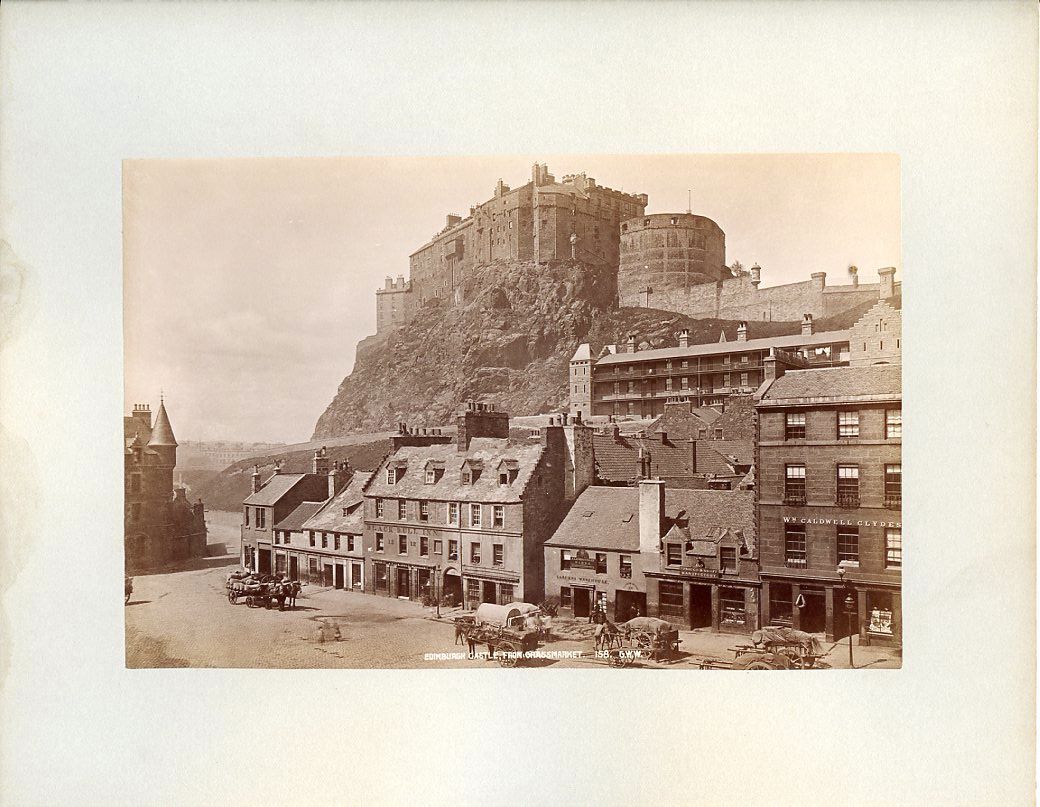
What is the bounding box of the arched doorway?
[442,570,462,607]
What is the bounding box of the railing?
[884,496,902,509]
[785,558,808,569]
[836,495,861,508]
[620,568,632,579]
[784,495,807,506]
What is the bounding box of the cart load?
[620,617,681,660]
[751,626,823,656]
[457,611,542,667]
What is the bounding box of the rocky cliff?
[312,259,870,438]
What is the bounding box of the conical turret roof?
[147,399,178,447]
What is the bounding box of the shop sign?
[570,549,596,570]
[868,607,893,635]
[783,517,901,528]
[666,566,721,579]
[557,573,601,585]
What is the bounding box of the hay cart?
[590,617,681,668]
[226,573,288,610]
[458,603,543,667]
[697,626,829,670]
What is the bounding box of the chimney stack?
[313,446,330,475]
[385,276,394,290]
[801,314,814,336]
[251,464,262,494]
[457,400,509,451]
[879,267,896,300]
[638,479,665,555]
[737,321,748,342]
[626,333,637,353]
[810,271,826,291]
[678,328,690,349]
[848,265,859,287]
[750,264,761,288]
[396,274,405,289]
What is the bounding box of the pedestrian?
[466,632,477,658]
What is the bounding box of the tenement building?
[124,399,207,570]
[544,480,758,632]
[292,467,373,590]
[571,317,852,420]
[376,164,648,332]
[362,402,593,607]
[754,292,902,645]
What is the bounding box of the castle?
[375,162,898,333]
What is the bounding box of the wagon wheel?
[745,660,776,670]
[633,632,653,650]
[245,595,257,608]
[607,650,626,669]
[497,641,520,668]
[227,591,237,604]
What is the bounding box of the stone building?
[361,402,594,606]
[239,448,341,574]
[124,399,207,571]
[754,292,902,645]
[544,480,758,632]
[618,212,728,305]
[375,164,648,333]
[572,319,853,419]
[619,263,898,325]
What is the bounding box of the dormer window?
[498,472,509,485]
[386,467,397,485]
[425,469,436,484]
[461,471,472,485]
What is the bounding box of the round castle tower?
[618,212,727,305]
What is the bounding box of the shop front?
[761,576,901,645]
[645,570,760,633]
[462,565,520,608]
[369,559,439,602]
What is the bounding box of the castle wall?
[618,213,727,301]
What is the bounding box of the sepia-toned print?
[123,154,901,669]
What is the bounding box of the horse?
[594,620,620,652]
[281,581,302,609]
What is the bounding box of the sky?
[123,154,900,444]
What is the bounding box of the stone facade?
[618,213,727,304]
[376,164,647,333]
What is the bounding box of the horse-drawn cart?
[593,617,682,667]
[456,603,544,667]
[697,626,829,670]
[226,572,300,611]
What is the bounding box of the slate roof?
[593,432,749,484]
[570,343,592,362]
[760,365,902,404]
[545,486,755,552]
[365,438,544,503]
[273,501,326,533]
[302,472,374,534]
[243,473,312,506]
[596,330,850,366]
[148,401,178,447]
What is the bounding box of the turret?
[147,397,178,468]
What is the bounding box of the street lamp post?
[838,567,855,669]
[435,564,441,619]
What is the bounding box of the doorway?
[443,572,462,606]
[351,562,363,590]
[334,563,345,590]
[289,555,299,581]
[481,580,497,604]
[799,588,826,634]
[397,567,411,600]
[615,591,646,622]
[689,584,713,629]
[573,587,593,619]
[258,548,272,575]
[322,563,334,588]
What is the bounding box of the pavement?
[125,554,900,669]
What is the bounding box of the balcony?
[784,494,807,507]
[784,558,808,569]
[836,495,861,508]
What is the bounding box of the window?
[334,535,341,551]
[658,581,684,617]
[420,536,429,557]
[258,508,266,528]
[244,507,250,526]
[837,527,859,564]
[419,500,429,522]
[740,372,748,387]
[398,499,407,520]
[885,464,902,507]
[386,467,397,485]
[374,562,388,592]
[681,360,689,369]
[321,532,329,549]
[347,536,356,552]
[714,428,723,439]
[448,539,459,560]
[448,502,459,525]
[698,429,707,439]
[499,472,509,485]
[461,470,472,485]
[628,381,636,393]
[595,553,607,574]
[665,377,673,391]
[433,539,443,554]
[470,504,481,528]
[493,505,504,528]
[560,586,573,609]
[375,532,385,552]
[784,525,807,567]
[886,528,902,568]
[375,499,385,519]
[285,532,292,546]
[619,555,632,579]
[769,584,793,625]
[785,412,806,439]
[425,468,436,484]
[837,465,860,505]
[308,557,319,583]
[681,377,689,390]
[560,550,572,570]
[273,532,279,545]
[785,465,806,503]
[309,531,316,547]
[666,544,682,566]
[493,544,504,566]
[398,535,408,554]
[886,409,902,439]
[720,546,737,570]
[470,542,481,563]
[838,411,860,438]
[499,584,514,604]
[720,587,746,626]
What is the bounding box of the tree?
[729,260,749,278]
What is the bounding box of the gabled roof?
[147,400,177,447]
[596,329,851,366]
[273,501,326,532]
[243,473,312,506]
[365,438,544,503]
[302,472,374,534]
[570,343,592,362]
[760,365,901,405]
[545,486,755,552]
